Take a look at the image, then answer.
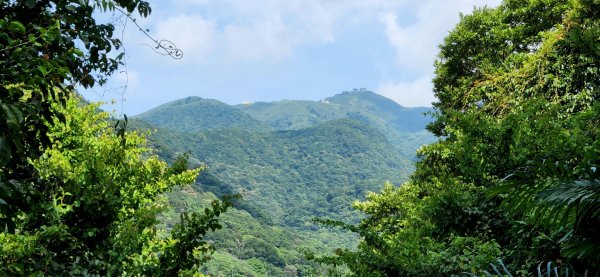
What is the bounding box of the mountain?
[236,90,436,156]
[235,100,345,130]
[324,90,432,132]
[133,117,409,275]
[141,118,412,227]
[134,96,271,132]
[130,91,435,275]
[236,90,432,132]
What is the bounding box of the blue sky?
[82,0,501,116]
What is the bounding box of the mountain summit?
[134,96,270,132]
[237,90,433,133]
[325,90,432,132]
[137,91,436,156]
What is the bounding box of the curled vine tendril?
[115,7,183,60]
[145,39,183,59]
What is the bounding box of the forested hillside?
[324,90,431,133]
[236,90,436,156]
[129,91,432,274]
[136,96,271,132]
[235,90,430,133]
[140,118,412,227]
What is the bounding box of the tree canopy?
[316,0,599,275]
[1,0,154,233]
[1,1,231,275]
[0,97,233,275]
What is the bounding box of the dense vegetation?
[1,1,230,275]
[140,117,412,227]
[161,185,356,276]
[136,97,272,133]
[1,0,147,234]
[315,0,599,275]
[1,97,232,275]
[130,93,433,274]
[236,90,436,156]
[3,0,597,276]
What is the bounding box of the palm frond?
[537,180,600,259]
[537,180,600,229]
[465,260,579,277]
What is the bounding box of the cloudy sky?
[82,0,501,116]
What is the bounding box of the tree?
[0,0,154,233]
[431,0,599,265]
[315,0,599,274]
[1,1,230,275]
[0,96,231,275]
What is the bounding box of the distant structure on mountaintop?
[340,88,369,94]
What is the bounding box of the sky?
[81,0,502,116]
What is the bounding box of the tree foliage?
[0,97,231,275]
[0,0,151,233]
[1,1,231,275]
[317,0,599,275]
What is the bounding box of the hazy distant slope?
[324,90,433,132]
[134,96,270,132]
[235,90,436,156]
[235,100,350,130]
[237,90,433,133]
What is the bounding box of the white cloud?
[148,0,502,67]
[96,0,505,114]
[152,15,216,63]
[147,0,412,64]
[381,0,501,74]
[377,76,436,107]
[222,15,293,63]
[381,12,435,73]
[378,0,502,106]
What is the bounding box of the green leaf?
[38,65,47,77]
[73,48,84,57]
[65,4,77,12]
[8,21,25,35]
[2,104,24,128]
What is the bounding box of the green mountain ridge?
[324,90,433,132]
[129,91,435,275]
[235,90,436,156]
[136,91,434,138]
[134,96,271,132]
[235,90,432,133]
